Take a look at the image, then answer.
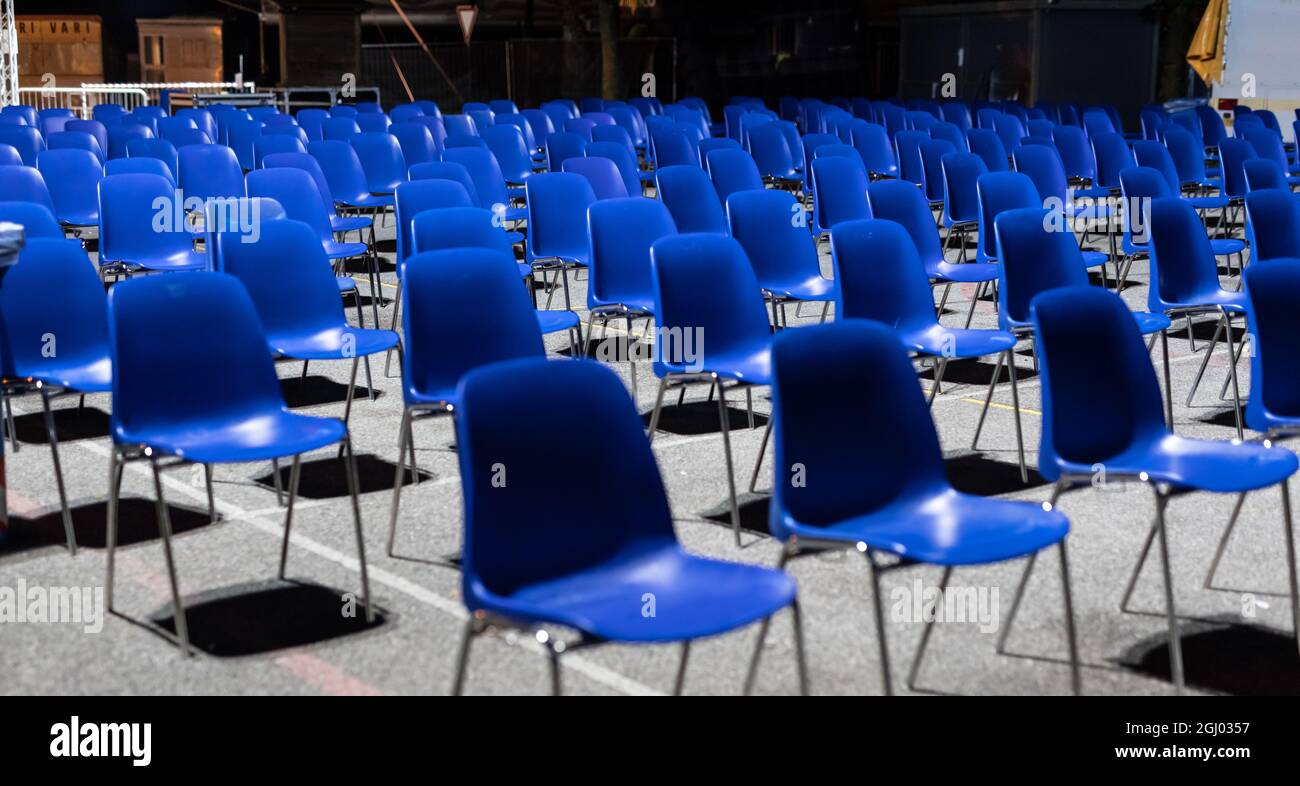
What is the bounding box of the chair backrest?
[1244,188,1300,264]
[649,126,696,168]
[36,148,102,222]
[965,127,1009,173]
[1012,142,1069,205]
[976,171,1041,260]
[394,179,476,262]
[178,144,246,201]
[127,137,179,179]
[456,358,677,605]
[553,154,623,203]
[1146,196,1224,312]
[586,141,641,197]
[253,134,308,167]
[401,248,544,407]
[587,197,677,310]
[0,165,55,212]
[654,165,727,234]
[480,124,533,182]
[356,113,391,134]
[443,114,478,138]
[105,122,152,161]
[322,116,361,141]
[993,113,1027,152]
[941,102,972,131]
[545,131,587,171]
[748,122,797,180]
[1162,125,1209,185]
[1243,158,1287,192]
[1090,132,1133,189]
[411,205,511,258]
[245,167,333,240]
[930,120,966,151]
[1050,125,1096,181]
[0,237,107,379]
[866,177,946,270]
[1031,286,1167,479]
[830,217,938,334]
[408,160,481,206]
[221,218,353,340]
[706,148,764,206]
[350,131,408,194]
[850,121,896,178]
[940,151,988,225]
[649,233,771,377]
[1217,138,1258,199]
[994,206,1090,329]
[1244,263,1300,429]
[918,138,957,202]
[811,154,872,234]
[769,319,948,539]
[1130,139,1183,194]
[1194,104,1227,146]
[108,273,288,441]
[525,172,596,264]
[726,189,821,291]
[893,130,930,186]
[47,130,104,161]
[0,201,63,238]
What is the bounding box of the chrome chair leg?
[971,350,1006,449]
[715,378,742,547]
[271,458,284,506]
[40,388,76,555]
[1120,516,1161,614]
[1204,491,1247,590]
[1059,540,1083,695]
[646,377,670,443]
[864,549,894,696]
[673,641,691,696]
[997,552,1038,655]
[748,417,774,493]
[1185,314,1223,406]
[203,463,215,523]
[905,565,952,692]
[1220,309,1244,439]
[1007,348,1028,483]
[790,598,810,696]
[1281,481,1300,658]
[341,434,375,623]
[150,456,191,656]
[1161,329,1174,430]
[544,634,563,696]
[927,357,949,406]
[451,616,485,696]
[277,454,303,579]
[387,407,414,557]
[105,448,123,610]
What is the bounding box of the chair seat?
[1054,433,1298,494]
[658,337,771,386]
[1210,238,1246,256]
[331,215,372,233]
[117,409,346,464]
[484,544,797,642]
[1160,288,1248,314]
[506,231,526,245]
[20,356,111,393]
[899,324,1016,359]
[761,275,838,302]
[1082,250,1108,269]
[337,277,356,292]
[590,295,656,315]
[1133,311,1172,335]
[536,309,579,335]
[339,193,394,210]
[928,259,999,284]
[108,247,207,273]
[323,240,368,260]
[57,210,99,227]
[1073,186,1111,200]
[781,488,1069,566]
[505,206,529,222]
[1185,195,1228,210]
[267,326,399,360]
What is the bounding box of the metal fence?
[361,37,677,110]
[16,81,258,116]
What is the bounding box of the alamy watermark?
[890,578,1000,634]
[0,579,104,633]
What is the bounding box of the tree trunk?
[598,0,620,100]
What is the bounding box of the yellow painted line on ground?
[959,397,1042,416]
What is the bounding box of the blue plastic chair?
[329,105,359,117]
[0,237,111,551]
[411,205,579,345]
[1118,165,1245,283]
[544,131,587,172]
[450,357,803,695]
[323,116,361,141]
[47,130,105,162]
[768,319,1076,695]
[263,151,371,237]
[0,201,63,238]
[747,123,800,186]
[444,146,527,221]
[221,218,397,420]
[586,141,644,197]
[587,197,676,338]
[225,117,262,169]
[1030,285,1298,691]
[105,272,374,655]
[810,155,872,239]
[480,125,534,185]
[654,165,727,234]
[939,151,987,259]
[648,233,774,544]
[444,114,477,138]
[866,177,999,326]
[1147,197,1250,437]
[356,113,391,134]
[98,173,205,273]
[350,132,408,195]
[105,122,152,161]
[727,189,837,322]
[0,163,56,216]
[918,138,956,206]
[562,156,628,200]
[388,247,547,559]
[649,126,697,169]
[1011,143,1114,276]
[525,172,596,311]
[966,128,1010,173]
[1245,187,1300,264]
[1164,125,1221,191]
[308,140,395,212]
[0,125,43,166]
[253,132,308,166]
[1217,138,1256,230]
[1243,159,1289,192]
[35,149,102,227]
[104,156,175,185]
[178,144,246,205]
[296,108,329,141]
[126,137,179,180]
[893,130,930,187]
[706,148,764,207]
[975,171,1041,264]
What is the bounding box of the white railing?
[16,86,150,117]
[83,82,258,106]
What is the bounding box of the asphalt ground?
[2,203,1297,697]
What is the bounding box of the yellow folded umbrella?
[1187,0,1228,86]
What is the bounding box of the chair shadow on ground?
[1,498,215,558]
[279,374,380,408]
[917,355,1039,386]
[1195,402,1248,430]
[252,453,432,499]
[9,405,111,445]
[146,579,388,657]
[700,494,771,539]
[1120,616,1300,695]
[639,399,769,437]
[945,452,1047,494]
